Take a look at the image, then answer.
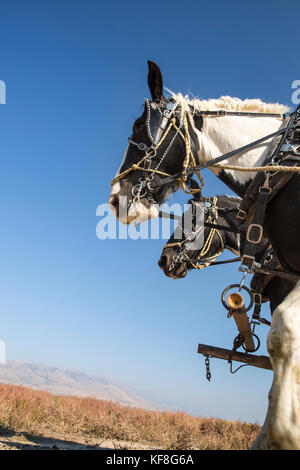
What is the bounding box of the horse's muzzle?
[158,251,188,279]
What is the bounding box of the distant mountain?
[0,360,159,410]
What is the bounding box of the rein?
[151,121,296,188]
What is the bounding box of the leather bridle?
[164,197,234,272]
[111,98,289,206]
[111,98,203,205]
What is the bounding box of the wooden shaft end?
[227,292,245,310]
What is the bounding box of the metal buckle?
[237,208,246,220]
[239,255,256,273]
[280,143,300,156]
[163,109,172,118]
[203,198,212,213]
[253,293,262,306]
[291,144,300,155]
[259,185,272,194]
[138,143,147,151]
[246,224,263,244]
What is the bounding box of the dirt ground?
[0,430,155,450]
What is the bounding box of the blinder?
[164,197,225,272]
[178,200,206,252]
[146,98,178,146]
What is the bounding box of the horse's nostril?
[109,194,120,217]
[110,194,119,208]
[158,255,168,268]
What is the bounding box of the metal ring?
[148,147,157,158]
[294,145,300,155]
[131,182,147,199]
[138,143,147,151]
[221,284,254,313]
[242,333,260,353]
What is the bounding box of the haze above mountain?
[0,360,159,410]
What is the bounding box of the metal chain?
[168,251,185,272]
[205,355,212,382]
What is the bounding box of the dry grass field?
[0,383,260,450]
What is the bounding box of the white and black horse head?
[109,61,199,224]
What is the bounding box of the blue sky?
[1,0,299,423]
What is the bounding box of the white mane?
[168,91,290,115]
[166,91,290,185]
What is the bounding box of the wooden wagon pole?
[197,343,272,371]
[227,292,256,352]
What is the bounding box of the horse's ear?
[147,60,164,101]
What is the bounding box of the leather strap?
[239,184,271,272]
